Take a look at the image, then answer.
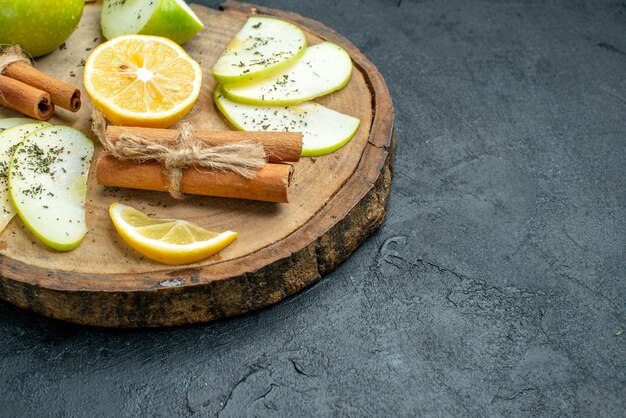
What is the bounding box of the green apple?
[0,118,39,133]
[214,88,360,157]
[101,0,205,45]
[9,126,94,251]
[0,0,84,58]
[222,42,353,106]
[212,16,307,85]
[0,122,50,233]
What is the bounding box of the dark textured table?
[1,0,624,416]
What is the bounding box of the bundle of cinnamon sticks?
[0,47,81,119]
[96,126,302,203]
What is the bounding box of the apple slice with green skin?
[222,42,353,106]
[101,0,205,45]
[9,126,94,251]
[0,122,51,234]
[212,16,307,85]
[0,118,39,132]
[214,88,360,157]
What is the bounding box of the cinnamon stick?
[0,75,54,120]
[106,125,302,162]
[3,61,81,112]
[96,152,293,203]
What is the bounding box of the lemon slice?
[109,202,238,265]
[84,34,202,128]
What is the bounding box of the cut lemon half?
[109,202,237,265]
[84,34,202,128]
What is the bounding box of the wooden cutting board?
[0,1,394,327]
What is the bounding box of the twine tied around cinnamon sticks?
[91,110,268,199]
[0,46,30,72]
[0,45,81,119]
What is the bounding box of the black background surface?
[1,0,625,416]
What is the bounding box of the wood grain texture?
[0,1,394,327]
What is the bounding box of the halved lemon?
[84,34,202,128]
[109,202,237,265]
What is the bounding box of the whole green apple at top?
[0,0,85,58]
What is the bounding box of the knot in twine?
[91,110,267,199]
[0,45,31,74]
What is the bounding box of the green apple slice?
[101,0,204,45]
[0,118,39,132]
[9,126,94,251]
[215,88,360,157]
[0,122,51,233]
[222,42,352,106]
[211,16,307,85]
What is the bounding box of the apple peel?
[0,122,51,233]
[8,126,94,251]
[214,88,360,157]
[222,42,353,106]
[101,0,204,45]
[211,16,307,85]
